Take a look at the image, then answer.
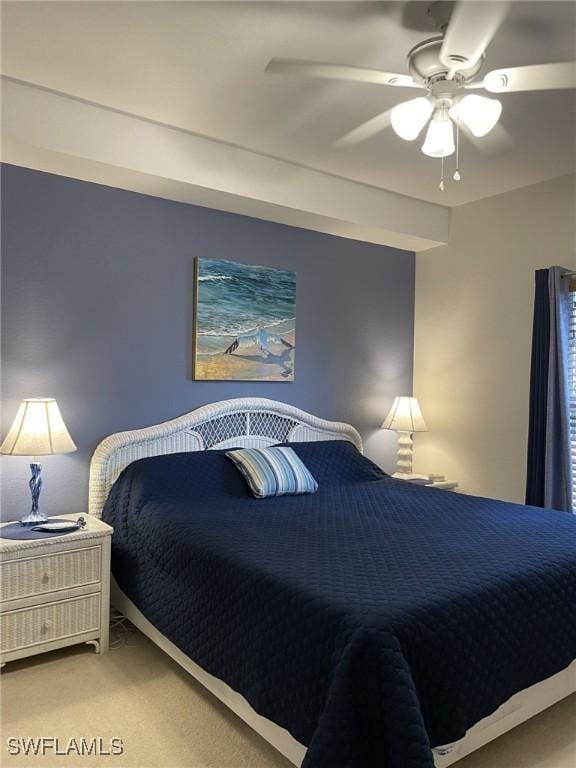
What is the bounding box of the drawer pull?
[41,620,53,633]
[42,572,53,583]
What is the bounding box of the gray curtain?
[526,266,573,512]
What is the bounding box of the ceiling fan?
[265,1,576,190]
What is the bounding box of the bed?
[89,397,576,768]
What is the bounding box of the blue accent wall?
[1,164,415,519]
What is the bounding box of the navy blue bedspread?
[103,441,576,768]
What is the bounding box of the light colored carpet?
[2,625,575,768]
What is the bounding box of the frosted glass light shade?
[391,97,434,141]
[382,397,428,433]
[449,95,502,138]
[0,398,77,456]
[422,111,455,157]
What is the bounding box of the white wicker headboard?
[88,398,362,517]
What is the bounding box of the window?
[569,287,576,507]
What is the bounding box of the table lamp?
[1,398,77,525]
[382,396,428,479]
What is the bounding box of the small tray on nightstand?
[32,519,85,533]
[399,476,459,491]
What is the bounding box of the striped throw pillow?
[226,446,318,498]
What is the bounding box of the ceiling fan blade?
[483,62,576,93]
[333,108,394,148]
[463,81,489,90]
[440,1,510,73]
[265,58,423,88]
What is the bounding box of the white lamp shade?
[449,95,502,138]
[382,396,428,433]
[0,398,77,456]
[421,110,455,158]
[391,97,434,141]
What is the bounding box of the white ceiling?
[2,1,576,207]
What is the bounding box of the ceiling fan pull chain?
[453,121,462,181]
[439,156,445,192]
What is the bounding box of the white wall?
[414,174,576,503]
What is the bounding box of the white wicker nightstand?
[0,514,113,667]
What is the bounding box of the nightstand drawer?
[1,594,101,653]
[1,546,101,602]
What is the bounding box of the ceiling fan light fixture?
[390,97,434,141]
[421,108,455,158]
[450,94,502,137]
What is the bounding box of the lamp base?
[395,431,416,476]
[20,462,47,526]
[20,509,49,526]
[392,472,429,481]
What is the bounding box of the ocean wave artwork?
[193,257,296,381]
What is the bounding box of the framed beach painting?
[193,258,296,381]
